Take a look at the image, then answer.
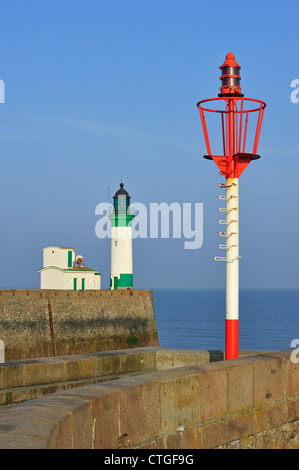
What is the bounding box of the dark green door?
[82,278,85,291]
[73,278,77,291]
[113,277,118,290]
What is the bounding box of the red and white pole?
[197,52,266,361]
[225,96,239,359]
[225,176,239,359]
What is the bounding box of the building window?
[68,251,73,268]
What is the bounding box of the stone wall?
[0,289,159,360]
[0,347,266,408]
[0,347,164,407]
[0,349,297,449]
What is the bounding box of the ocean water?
[153,289,299,352]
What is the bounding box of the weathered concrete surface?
[0,347,270,407]
[0,289,159,360]
[0,347,164,406]
[154,349,271,369]
[0,349,298,449]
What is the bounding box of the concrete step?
[0,367,157,408]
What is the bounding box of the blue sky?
[0,0,298,290]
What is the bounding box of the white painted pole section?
[226,177,239,320]
[225,177,239,359]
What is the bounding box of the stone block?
[266,402,297,429]
[20,393,94,448]
[227,413,255,442]
[72,401,93,449]
[0,405,61,448]
[198,365,228,420]
[227,363,253,414]
[181,427,204,449]
[252,355,285,409]
[119,350,155,373]
[94,353,121,377]
[155,350,210,370]
[61,383,120,449]
[155,437,166,449]
[285,356,299,397]
[50,414,73,449]
[64,356,96,381]
[0,362,24,389]
[203,421,228,448]
[93,392,119,449]
[254,408,269,433]
[165,432,183,449]
[118,382,160,447]
[22,358,66,386]
[159,372,201,435]
[292,398,299,421]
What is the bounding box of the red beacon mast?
[197,53,266,360]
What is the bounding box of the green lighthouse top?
[110,183,135,225]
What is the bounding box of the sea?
[152,289,299,352]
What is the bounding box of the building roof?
[72,266,98,271]
[39,266,100,274]
[43,246,76,251]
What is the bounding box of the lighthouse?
[109,183,135,290]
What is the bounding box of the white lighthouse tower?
[109,183,135,290]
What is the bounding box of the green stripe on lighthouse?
[111,274,133,288]
[110,214,135,227]
[118,273,133,287]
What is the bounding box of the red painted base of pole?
[225,319,239,360]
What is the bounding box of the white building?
[39,246,101,290]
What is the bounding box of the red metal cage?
[197,97,266,178]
